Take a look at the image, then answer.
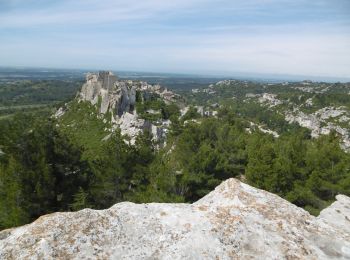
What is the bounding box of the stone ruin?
[76,71,174,144]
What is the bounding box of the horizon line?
[0,65,349,83]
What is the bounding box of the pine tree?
[70,187,91,211]
[0,157,29,229]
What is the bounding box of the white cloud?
[0,0,209,28]
[0,0,349,78]
[2,28,349,77]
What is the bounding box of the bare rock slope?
[1,179,349,259]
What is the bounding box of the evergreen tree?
[70,187,91,211]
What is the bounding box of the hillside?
[55,71,182,156]
[1,72,349,233]
[184,80,350,151]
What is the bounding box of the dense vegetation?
[183,80,350,111]
[57,101,113,160]
[135,91,180,122]
[0,80,82,118]
[1,77,349,230]
[1,104,349,230]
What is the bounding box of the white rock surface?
[1,178,349,259]
[53,107,65,118]
[116,112,145,145]
[258,93,283,107]
[249,122,280,138]
[316,195,350,232]
[78,71,135,117]
[285,106,350,151]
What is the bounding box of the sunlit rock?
[1,179,349,259]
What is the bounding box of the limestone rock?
[1,179,349,259]
[53,106,65,118]
[285,107,350,151]
[249,122,279,138]
[79,72,102,105]
[115,112,145,145]
[258,93,283,107]
[71,71,178,143]
[78,71,134,116]
[316,195,350,231]
[77,71,177,120]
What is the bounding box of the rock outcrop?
[258,93,283,107]
[1,179,349,259]
[249,90,350,151]
[286,107,350,151]
[72,71,179,144]
[114,112,145,145]
[78,71,178,118]
[78,71,136,116]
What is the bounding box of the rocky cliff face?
[78,71,136,116]
[1,179,349,259]
[67,71,178,144]
[78,71,178,119]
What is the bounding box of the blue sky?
[0,0,349,78]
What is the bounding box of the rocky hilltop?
[1,179,349,259]
[78,71,178,117]
[78,71,135,116]
[56,71,179,144]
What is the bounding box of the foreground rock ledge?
[1,179,349,259]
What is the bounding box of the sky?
[0,0,350,79]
